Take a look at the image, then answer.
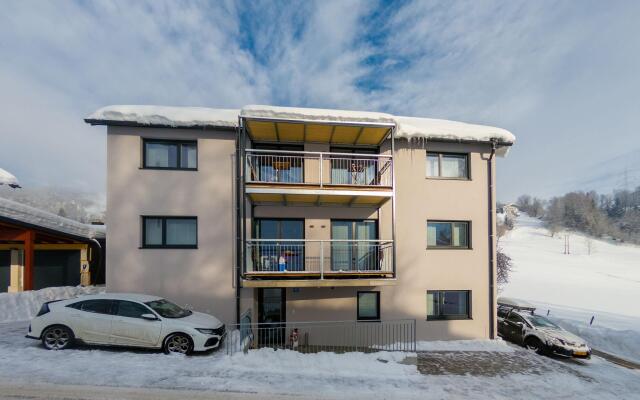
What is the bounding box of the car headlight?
[195,328,215,335]
[548,337,565,346]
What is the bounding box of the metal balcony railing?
[244,239,394,278]
[245,149,393,187]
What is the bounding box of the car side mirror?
[141,313,158,321]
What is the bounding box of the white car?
[26,293,225,355]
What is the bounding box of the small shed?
[0,197,105,292]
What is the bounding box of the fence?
[224,319,416,356]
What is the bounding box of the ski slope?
[500,215,640,318]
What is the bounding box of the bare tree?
[496,241,514,286]
[584,237,594,255]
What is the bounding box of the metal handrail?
[247,239,392,242]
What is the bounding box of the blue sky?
[1,0,639,201]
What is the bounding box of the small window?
[142,216,197,248]
[357,291,380,321]
[427,290,471,320]
[427,221,470,248]
[115,300,153,319]
[507,313,525,323]
[143,139,197,170]
[77,300,114,315]
[426,152,468,179]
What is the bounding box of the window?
[427,290,471,320]
[426,152,468,179]
[69,299,114,315]
[427,221,470,248]
[142,216,197,248]
[357,291,380,321]
[506,313,526,324]
[143,139,197,170]
[115,301,153,319]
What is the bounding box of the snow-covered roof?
[0,197,105,240]
[497,297,537,310]
[85,105,239,129]
[86,105,515,150]
[240,105,396,125]
[0,168,20,188]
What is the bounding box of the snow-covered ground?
[0,289,639,399]
[501,215,640,363]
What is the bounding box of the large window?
[143,139,197,170]
[427,221,470,248]
[357,291,380,321]
[142,216,197,248]
[427,290,471,320]
[426,152,469,179]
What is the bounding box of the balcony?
[244,149,393,206]
[242,239,394,286]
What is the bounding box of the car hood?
[166,311,223,329]
[538,327,587,345]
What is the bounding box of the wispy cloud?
[1,0,639,199]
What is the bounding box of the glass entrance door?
[254,219,304,271]
[258,288,285,347]
[331,220,378,271]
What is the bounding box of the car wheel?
[164,333,193,355]
[524,337,546,355]
[42,325,74,350]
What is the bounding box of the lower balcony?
[242,239,395,287]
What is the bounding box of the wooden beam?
[23,230,35,291]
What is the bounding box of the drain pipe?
[487,140,497,339]
[235,118,242,325]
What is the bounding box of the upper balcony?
[245,149,393,206]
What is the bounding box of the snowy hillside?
[500,215,640,362]
[500,215,640,318]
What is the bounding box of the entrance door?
[331,220,378,271]
[254,219,304,271]
[258,288,286,347]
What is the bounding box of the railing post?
[320,241,324,279]
[319,153,323,187]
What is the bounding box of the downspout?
[487,140,497,339]
[235,118,242,325]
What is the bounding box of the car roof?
[69,293,163,303]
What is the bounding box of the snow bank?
[0,286,104,323]
[0,197,105,239]
[86,105,239,129]
[417,339,514,352]
[0,168,19,188]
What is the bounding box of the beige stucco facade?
[105,124,497,341]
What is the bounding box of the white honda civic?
[26,293,225,355]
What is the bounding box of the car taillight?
[36,303,50,317]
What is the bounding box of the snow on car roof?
[76,293,163,303]
[86,105,515,150]
[497,297,537,310]
[0,197,105,240]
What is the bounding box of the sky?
[0,0,639,201]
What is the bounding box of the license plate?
[574,351,587,356]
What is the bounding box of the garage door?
[34,250,80,290]
[0,251,9,293]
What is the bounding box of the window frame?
[141,216,198,249]
[357,291,380,321]
[114,300,156,319]
[426,290,472,321]
[67,299,115,315]
[426,220,472,249]
[426,152,470,180]
[142,138,198,171]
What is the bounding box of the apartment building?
[85,105,514,341]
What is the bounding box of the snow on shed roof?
[86,105,515,149]
[0,197,105,240]
[0,168,20,188]
[497,297,537,310]
[85,105,239,129]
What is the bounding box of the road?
[0,381,323,400]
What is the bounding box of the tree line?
[514,187,640,244]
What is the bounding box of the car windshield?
[526,314,559,329]
[145,299,192,318]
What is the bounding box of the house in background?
[0,197,105,292]
[85,104,514,341]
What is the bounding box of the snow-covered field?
[0,287,639,399]
[501,215,640,363]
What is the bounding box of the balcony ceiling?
[245,120,391,146]
[246,187,392,207]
